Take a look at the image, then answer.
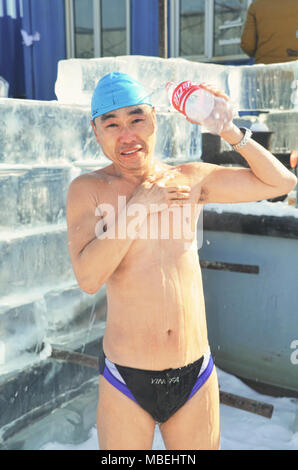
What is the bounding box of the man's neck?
[112,159,168,185]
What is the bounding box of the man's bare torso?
[83,162,209,370]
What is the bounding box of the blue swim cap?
[91,72,152,120]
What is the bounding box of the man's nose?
[118,125,137,143]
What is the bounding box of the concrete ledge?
[203,209,298,239]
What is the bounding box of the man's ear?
[90,119,101,144]
[90,119,96,133]
[151,106,157,125]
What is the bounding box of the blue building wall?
[130,0,171,57]
[0,0,66,100]
[130,0,159,57]
[22,0,66,100]
[0,0,25,97]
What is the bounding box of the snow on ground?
[41,368,298,451]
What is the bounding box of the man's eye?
[133,118,144,124]
[106,123,117,128]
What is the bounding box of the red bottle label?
[171,81,201,115]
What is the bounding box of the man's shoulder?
[176,161,215,176]
[66,166,111,206]
[174,161,200,171]
[68,167,109,190]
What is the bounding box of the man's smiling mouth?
[120,147,143,156]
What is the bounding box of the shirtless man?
[66,72,297,450]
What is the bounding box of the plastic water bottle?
[166,80,234,135]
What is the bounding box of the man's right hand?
[131,174,191,214]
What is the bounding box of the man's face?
[91,104,157,172]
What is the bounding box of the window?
[73,0,94,58]
[179,0,205,56]
[171,0,253,60]
[101,0,127,57]
[66,0,130,58]
[213,0,251,57]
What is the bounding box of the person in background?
[241,0,298,64]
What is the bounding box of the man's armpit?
[198,186,209,203]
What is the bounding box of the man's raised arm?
[198,124,297,204]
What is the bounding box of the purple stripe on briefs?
[188,355,214,400]
[103,365,138,403]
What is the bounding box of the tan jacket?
[241,0,298,64]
